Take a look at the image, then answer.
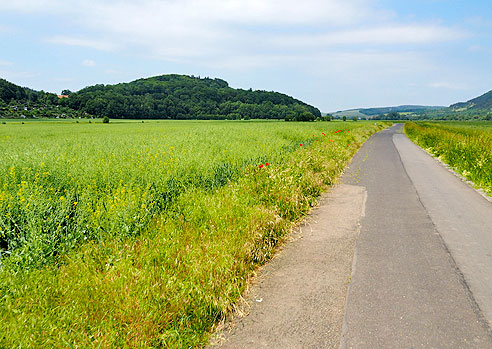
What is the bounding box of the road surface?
[211,184,367,347]
[213,124,492,348]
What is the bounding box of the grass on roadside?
[405,121,492,196]
[0,120,388,347]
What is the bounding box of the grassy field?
[0,119,387,347]
[405,121,492,196]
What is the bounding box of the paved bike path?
[212,184,367,348]
[341,124,492,347]
[394,133,492,326]
[213,124,492,348]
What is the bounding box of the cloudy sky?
[0,0,491,111]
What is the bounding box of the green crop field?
[405,121,492,196]
[0,119,387,347]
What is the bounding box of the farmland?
[405,121,492,196]
[0,120,387,347]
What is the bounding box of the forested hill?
[64,74,321,120]
[450,90,492,111]
[0,78,87,119]
[415,90,492,120]
[0,78,45,103]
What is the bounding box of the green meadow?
[0,120,387,347]
[405,121,492,196]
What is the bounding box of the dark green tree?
[296,112,315,122]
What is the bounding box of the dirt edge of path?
[208,183,367,348]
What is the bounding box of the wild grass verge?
[405,121,492,196]
[0,121,388,347]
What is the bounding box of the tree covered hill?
[0,78,35,102]
[64,74,321,120]
[0,78,63,105]
[1,75,321,120]
[450,90,492,111]
[332,92,492,121]
[0,78,86,119]
[414,90,492,120]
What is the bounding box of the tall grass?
[0,120,387,347]
[0,121,309,270]
[405,121,492,196]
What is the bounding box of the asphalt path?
[342,124,492,347]
[213,124,492,348]
[394,133,492,325]
[212,184,367,348]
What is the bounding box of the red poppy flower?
[265,162,269,166]
[322,133,325,136]
[300,144,303,147]
[259,164,264,168]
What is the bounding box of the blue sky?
[0,0,491,112]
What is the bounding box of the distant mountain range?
[450,90,492,111]
[332,105,445,119]
[332,89,492,120]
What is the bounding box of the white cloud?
[81,59,96,67]
[47,36,118,51]
[0,0,380,26]
[1,0,475,109]
[429,82,468,90]
[271,24,466,47]
[2,0,465,70]
[29,1,463,73]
